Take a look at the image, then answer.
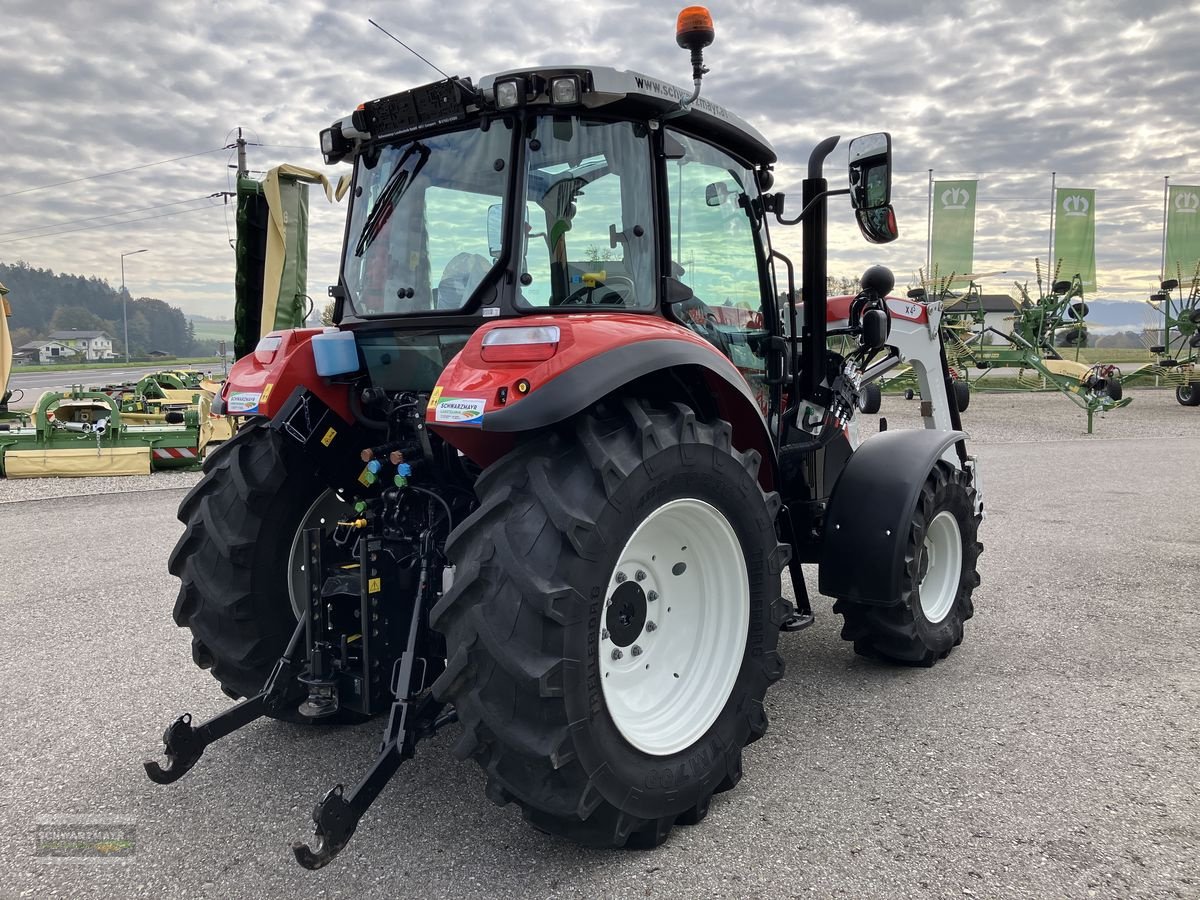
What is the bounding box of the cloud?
[1,0,1198,318]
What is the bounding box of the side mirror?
[861,308,889,350]
[848,132,891,210]
[855,206,899,244]
[705,182,730,207]
[487,204,503,259]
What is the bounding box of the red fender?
[218,329,353,422]
[426,313,776,487]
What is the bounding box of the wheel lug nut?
[601,628,610,640]
[647,590,658,602]
[631,645,642,657]
[645,621,657,632]
[635,570,647,582]
[611,648,623,660]
[615,572,627,583]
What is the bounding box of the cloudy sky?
[2,0,1198,328]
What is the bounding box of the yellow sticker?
[321,427,337,446]
[260,383,274,404]
[427,385,443,410]
[368,577,381,593]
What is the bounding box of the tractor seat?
[436,253,491,310]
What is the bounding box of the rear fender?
[427,314,776,488]
[818,428,965,604]
[214,328,353,422]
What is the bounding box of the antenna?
[369,19,450,80]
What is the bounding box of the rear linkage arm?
[143,616,308,784]
[145,526,452,870]
[292,551,448,869]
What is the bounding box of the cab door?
[662,129,780,416]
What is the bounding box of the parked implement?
[149,8,983,868]
[894,263,1129,432]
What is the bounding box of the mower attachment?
[143,616,307,784]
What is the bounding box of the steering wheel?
[552,283,624,307]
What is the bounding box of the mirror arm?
[774,187,850,227]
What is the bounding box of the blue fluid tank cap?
[367,459,381,474]
[397,463,412,476]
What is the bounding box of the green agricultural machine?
[894,262,1129,432]
[0,387,205,477]
[1128,263,1200,406]
[0,285,208,477]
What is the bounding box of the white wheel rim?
[599,498,749,757]
[287,489,350,620]
[919,510,963,624]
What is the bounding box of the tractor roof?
[478,66,776,167]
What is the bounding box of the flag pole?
[926,169,934,278]
[1160,175,1170,283]
[1047,171,1056,275]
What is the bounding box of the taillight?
[480,325,560,363]
[254,335,283,364]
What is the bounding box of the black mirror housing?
[861,308,889,350]
[855,206,899,244]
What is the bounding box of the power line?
[0,147,230,199]
[0,194,227,238]
[0,203,224,245]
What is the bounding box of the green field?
[189,320,235,342]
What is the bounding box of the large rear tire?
[168,418,331,704]
[430,398,790,847]
[834,462,982,666]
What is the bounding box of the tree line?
[0,260,208,358]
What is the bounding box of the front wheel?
[430,398,789,847]
[834,462,982,666]
[1176,383,1200,406]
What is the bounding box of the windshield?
[342,122,514,316]
[518,118,656,310]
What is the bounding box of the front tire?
[430,398,789,847]
[834,462,982,666]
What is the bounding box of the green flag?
[930,180,977,286]
[1054,188,1096,291]
[1165,184,1200,281]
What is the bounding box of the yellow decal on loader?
[427,385,443,410]
[260,383,274,404]
[321,427,337,446]
[369,578,381,594]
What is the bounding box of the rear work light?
[550,75,581,105]
[480,325,560,363]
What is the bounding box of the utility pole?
[236,127,248,179]
[120,248,149,363]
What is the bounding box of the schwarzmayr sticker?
[432,397,485,425]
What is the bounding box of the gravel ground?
[2,388,1198,899]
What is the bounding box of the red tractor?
[147,8,983,868]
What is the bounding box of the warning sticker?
[432,397,485,425]
[226,391,261,413]
[426,385,443,410]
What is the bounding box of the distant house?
[16,339,77,365]
[47,329,116,360]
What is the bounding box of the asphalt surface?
[6,365,224,399]
[2,390,1198,899]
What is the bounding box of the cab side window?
[665,131,768,390]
